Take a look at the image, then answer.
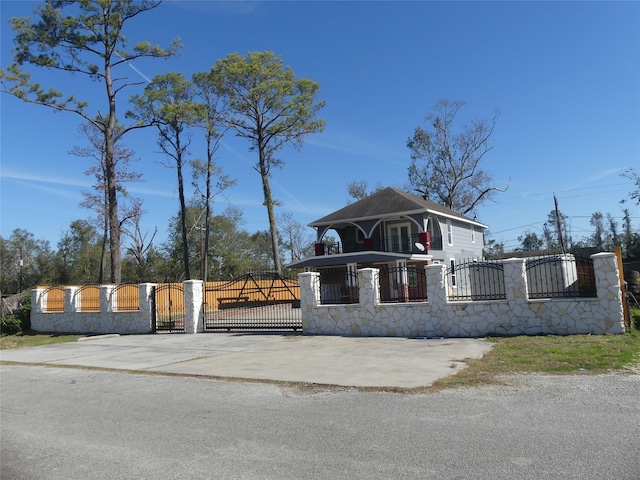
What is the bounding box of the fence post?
[31,287,45,314]
[425,263,446,308]
[358,268,379,306]
[139,283,155,333]
[502,258,527,304]
[592,252,625,333]
[101,285,115,313]
[65,286,79,313]
[299,272,320,333]
[183,280,204,334]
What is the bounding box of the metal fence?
[112,284,140,311]
[446,259,506,301]
[40,286,64,312]
[379,264,428,303]
[318,267,359,304]
[203,271,301,331]
[77,285,100,312]
[525,254,596,299]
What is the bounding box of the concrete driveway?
[0,333,494,388]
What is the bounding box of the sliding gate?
[204,271,301,331]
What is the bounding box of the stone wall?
[299,253,625,337]
[31,284,156,334]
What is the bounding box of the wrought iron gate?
[153,284,186,332]
[203,271,301,331]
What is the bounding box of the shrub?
[0,294,31,334]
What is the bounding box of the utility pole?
[553,193,566,253]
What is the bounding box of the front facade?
[287,187,488,271]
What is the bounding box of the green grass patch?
[0,331,83,350]
[431,329,640,391]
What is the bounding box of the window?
[471,225,476,243]
[387,222,411,253]
[446,220,453,245]
[450,259,457,287]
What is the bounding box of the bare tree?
[407,99,509,215]
[122,206,158,281]
[70,123,142,283]
[277,213,313,263]
[346,180,384,202]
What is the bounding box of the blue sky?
[1,0,639,253]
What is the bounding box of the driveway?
[0,333,493,388]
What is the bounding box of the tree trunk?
[177,153,191,280]
[258,153,282,275]
[104,38,121,284]
[203,135,212,283]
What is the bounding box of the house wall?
[299,253,625,337]
[432,217,484,262]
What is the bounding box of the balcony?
[317,234,443,256]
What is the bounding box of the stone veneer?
[299,253,625,337]
[31,283,156,334]
[31,281,206,335]
[30,253,625,337]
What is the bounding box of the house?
[287,186,488,271]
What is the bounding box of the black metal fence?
[318,267,359,304]
[446,259,507,301]
[203,271,301,331]
[153,284,185,332]
[525,254,596,299]
[378,264,428,303]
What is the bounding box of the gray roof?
[310,187,487,228]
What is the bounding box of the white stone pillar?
[592,252,625,333]
[425,263,446,308]
[299,272,320,332]
[502,258,527,304]
[183,280,204,334]
[139,283,155,332]
[32,288,45,314]
[101,285,115,313]
[358,268,379,306]
[65,286,79,313]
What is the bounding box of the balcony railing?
[318,234,443,256]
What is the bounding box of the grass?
[431,329,640,391]
[0,331,84,350]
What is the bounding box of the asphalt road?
[1,365,639,480]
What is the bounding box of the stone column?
[101,285,115,313]
[592,252,625,333]
[358,268,379,306]
[502,258,527,305]
[31,287,45,314]
[299,272,319,332]
[183,280,204,334]
[425,263,446,308]
[139,283,155,333]
[65,286,79,313]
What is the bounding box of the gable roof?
[310,187,487,229]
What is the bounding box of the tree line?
[0,206,316,295]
